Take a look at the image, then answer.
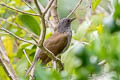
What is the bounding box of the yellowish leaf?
[2,36,14,57]
[96,24,104,34]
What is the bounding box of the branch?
[26,0,63,77]
[43,47,60,62]
[52,60,57,69]
[38,1,45,12]
[22,0,37,13]
[30,34,38,44]
[0,27,37,46]
[98,60,106,66]
[0,17,39,38]
[42,47,63,68]
[0,37,18,80]
[34,0,46,47]
[35,0,57,65]
[29,66,35,80]
[34,0,62,66]
[0,3,40,16]
[34,0,42,15]
[67,0,83,18]
[23,49,32,65]
[26,0,63,75]
[50,0,59,31]
[43,0,54,15]
[25,0,47,77]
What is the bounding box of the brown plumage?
[26,18,75,75]
[40,32,68,64]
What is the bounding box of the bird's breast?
[44,32,68,55]
[39,32,70,63]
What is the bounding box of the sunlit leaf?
[0,66,9,80]
[92,0,101,11]
[2,36,14,57]
[19,14,41,35]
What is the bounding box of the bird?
[26,18,75,75]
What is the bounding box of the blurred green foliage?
[0,0,120,80]
[19,14,41,35]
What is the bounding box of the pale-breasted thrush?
[26,18,75,75]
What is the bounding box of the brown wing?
[39,32,68,64]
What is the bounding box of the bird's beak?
[70,18,76,22]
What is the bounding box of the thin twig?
[34,0,46,47]
[98,60,106,66]
[52,60,57,69]
[0,37,9,62]
[43,0,54,15]
[29,66,35,80]
[30,34,38,44]
[0,27,37,46]
[0,54,18,80]
[38,1,45,12]
[43,47,63,68]
[0,37,18,80]
[22,0,37,13]
[67,0,83,18]
[43,47,61,62]
[0,17,39,38]
[34,0,42,15]
[0,3,40,16]
[23,49,32,65]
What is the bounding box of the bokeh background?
[0,0,120,80]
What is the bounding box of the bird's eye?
[67,19,70,23]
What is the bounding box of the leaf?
[19,14,41,35]
[16,57,28,79]
[34,63,52,80]
[0,66,9,80]
[113,0,120,19]
[34,63,62,80]
[2,36,14,57]
[92,0,101,11]
[16,42,35,58]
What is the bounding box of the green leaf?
[92,0,101,11]
[19,14,41,35]
[0,66,9,80]
[113,0,120,19]
[34,63,52,80]
[34,63,62,80]
[16,57,28,80]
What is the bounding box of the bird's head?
[57,18,76,33]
